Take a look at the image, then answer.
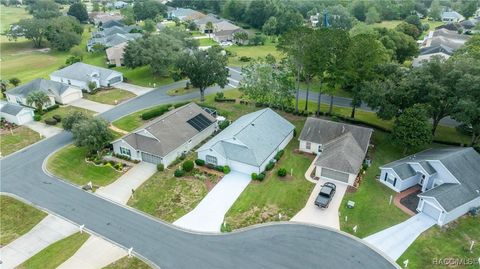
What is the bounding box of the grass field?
[398,215,480,269]
[115,66,175,87]
[103,257,151,269]
[18,232,90,269]
[84,88,136,105]
[0,6,31,32]
[0,126,42,156]
[41,106,94,121]
[372,20,403,29]
[299,79,354,97]
[225,39,282,66]
[46,145,124,186]
[0,195,47,246]
[198,38,218,46]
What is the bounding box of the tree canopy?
[67,3,89,23]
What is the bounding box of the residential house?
[310,13,320,27]
[197,108,294,175]
[101,19,124,29]
[5,78,83,107]
[194,14,222,33]
[379,147,480,226]
[88,25,141,51]
[112,103,217,166]
[441,11,464,23]
[106,1,128,9]
[168,7,205,21]
[299,118,373,185]
[106,42,127,67]
[90,12,124,25]
[50,62,123,91]
[0,100,34,125]
[194,16,244,42]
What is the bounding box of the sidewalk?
[0,215,77,268]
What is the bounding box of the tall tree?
[9,77,20,87]
[326,5,357,30]
[223,0,246,21]
[350,0,367,21]
[26,91,51,113]
[176,46,229,102]
[262,16,277,36]
[67,3,89,22]
[392,104,432,154]
[376,28,418,63]
[133,0,166,21]
[429,0,442,21]
[63,111,89,131]
[72,118,113,157]
[245,0,277,28]
[45,16,83,51]
[395,22,420,40]
[28,0,61,19]
[6,18,49,48]
[365,6,381,24]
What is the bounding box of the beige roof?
[106,42,127,61]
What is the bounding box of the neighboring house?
[379,147,480,226]
[92,25,138,38]
[106,42,127,67]
[310,13,320,27]
[168,8,205,21]
[299,118,373,185]
[5,78,83,107]
[90,12,124,25]
[112,103,217,166]
[0,100,34,125]
[88,33,140,51]
[50,62,123,91]
[441,11,464,23]
[194,14,222,33]
[107,1,128,9]
[197,108,294,175]
[194,16,244,42]
[101,19,124,29]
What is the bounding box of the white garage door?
[321,168,349,183]
[61,91,82,104]
[141,152,162,164]
[18,112,33,124]
[422,202,441,221]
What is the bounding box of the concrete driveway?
[173,171,251,232]
[69,99,114,113]
[291,178,347,230]
[25,122,62,138]
[115,82,153,96]
[364,213,436,260]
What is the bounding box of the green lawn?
[224,116,315,230]
[103,257,151,269]
[0,195,47,246]
[339,131,410,238]
[398,216,480,269]
[0,6,31,32]
[372,20,403,29]
[225,39,282,66]
[18,232,90,269]
[0,126,42,156]
[84,88,136,105]
[115,66,175,87]
[198,38,218,46]
[46,145,123,186]
[41,106,94,121]
[299,79,354,97]
[166,87,198,96]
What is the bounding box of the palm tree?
[26,91,50,114]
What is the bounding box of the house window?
[68,80,71,85]
[384,172,388,181]
[306,142,311,150]
[16,97,22,105]
[206,155,217,165]
[317,145,322,153]
[120,147,131,157]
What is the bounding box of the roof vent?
[251,123,255,127]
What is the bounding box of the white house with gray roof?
[112,103,217,166]
[380,147,480,226]
[50,62,123,91]
[299,118,373,185]
[5,78,83,108]
[197,108,294,175]
[0,100,34,125]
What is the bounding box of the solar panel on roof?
[187,114,213,131]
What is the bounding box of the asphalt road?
[0,73,399,269]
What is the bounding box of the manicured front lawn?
[339,131,410,238]
[0,195,47,246]
[84,88,136,105]
[103,257,151,269]
[166,87,198,96]
[398,216,480,269]
[224,117,315,230]
[198,38,218,46]
[18,232,90,269]
[0,126,42,156]
[115,66,175,87]
[225,39,282,66]
[41,106,94,121]
[46,145,123,186]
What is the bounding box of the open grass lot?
[339,131,410,238]
[103,257,151,269]
[224,116,316,230]
[198,38,218,46]
[18,232,89,269]
[398,216,480,269]
[0,126,42,156]
[46,145,123,186]
[115,66,175,87]
[41,106,94,121]
[372,20,403,29]
[0,6,31,31]
[225,39,282,66]
[84,88,136,105]
[0,195,47,246]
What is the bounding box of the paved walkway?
[57,235,126,269]
[25,121,62,138]
[115,82,153,96]
[96,162,157,204]
[394,186,421,216]
[364,213,436,260]
[174,171,251,232]
[69,99,114,114]
[0,215,77,268]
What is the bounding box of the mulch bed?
[293,149,316,160]
[196,166,224,177]
[400,190,421,213]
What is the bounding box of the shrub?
[182,160,194,172]
[44,118,58,125]
[141,105,170,120]
[157,163,164,172]
[257,172,265,181]
[215,97,236,103]
[215,92,224,99]
[205,163,215,169]
[223,165,230,174]
[52,115,62,122]
[274,150,284,161]
[174,169,185,177]
[114,163,123,170]
[215,165,224,172]
[239,56,252,62]
[179,152,187,161]
[265,161,275,171]
[219,120,230,130]
[277,168,287,177]
[251,173,257,180]
[34,114,41,121]
[195,159,205,166]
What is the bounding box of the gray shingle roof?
[420,44,454,56]
[314,132,366,174]
[384,147,480,212]
[0,101,33,116]
[197,108,295,167]
[119,103,216,157]
[102,20,124,29]
[393,163,417,179]
[299,118,373,152]
[50,62,122,83]
[7,78,69,98]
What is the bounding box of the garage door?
[321,168,349,183]
[109,76,122,85]
[141,152,162,164]
[18,112,33,124]
[422,202,441,221]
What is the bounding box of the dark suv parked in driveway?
[315,182,336,208]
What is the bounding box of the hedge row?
[141,101,190,120]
